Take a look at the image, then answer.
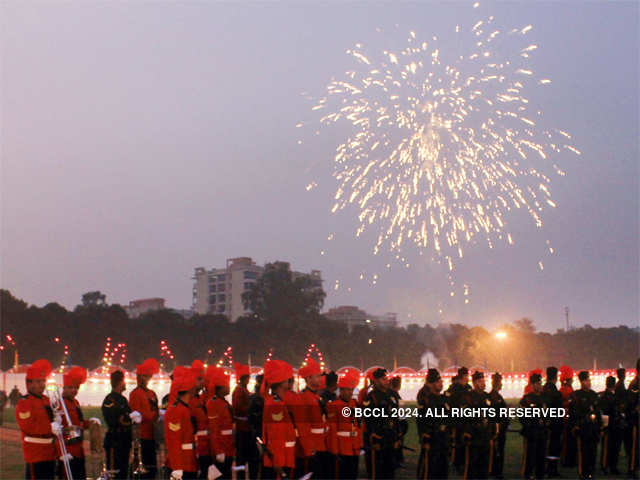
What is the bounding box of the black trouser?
[336,454,359,479]
[547,422,563,476]
[105,445,131,480]
[58,456,87,480]
[315,450,333,479]
[417,445,448,480]
[215,456,233,480]
[261,466,293,479]
[562,425,577,467]
[491,432,506,477]
[25,461,56,480]
[453,430,465,472]
[236,430,252,466]
[602,428,622,472]
[367,446,395,480]
[198,455,212,480]
[183,472,198,479]
[138,439,157,479]
[468,443,490,480]
[248,455,261,480]
[578,434,598,478]
[523,434,546,480]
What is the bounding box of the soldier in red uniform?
[232,363,252,471]
[262,360,297,480]
[293,358,329,479]
[327,368,362,479]
[559,365,577,467]
[207,367,235,479]
[165,366,198,480]
[129,358,160,479]
[189,360,211,479]
[60,366,100,480]
[16,359,60,480]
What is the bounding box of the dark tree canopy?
[0,289,637,373]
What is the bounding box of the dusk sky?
[2,1,638,333]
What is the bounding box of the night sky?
[2,2,638,332]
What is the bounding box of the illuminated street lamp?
[494,331,508,372]
[495,331,507,340]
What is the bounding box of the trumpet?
[131,422,149,478]
[48,386,74,480]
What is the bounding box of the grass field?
[0,406,634,480]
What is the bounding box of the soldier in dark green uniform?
[626,359,639,478]
[598,376,619,475]
[363,368,399,479]
[543,366,563,477]
[520,372,548,480]
[101,370,133,480]
[489,372,508,479]
[569,370,602,480]
[417,369,450,479]
[445,367,470,474]
[464,371,492,480]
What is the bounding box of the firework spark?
[305,6,579,276]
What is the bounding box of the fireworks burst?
[303,4,579,279]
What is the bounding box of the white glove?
[208,464,222,480]
[170,470,183,480]
[89,417,102,425]
[59,453,73,461]
[50,421,63,435]
[215,453,225,463]
[129,411,142,424]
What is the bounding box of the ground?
[0,406,634,479]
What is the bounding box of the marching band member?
[327,368,361,479]
[262,360,296,480]
[190,360,211,479]
[16,359,59,480]
[207,367,235,479]
[60,366,100,480]
[165,366,198,479]
[232,363,252,471]
[129,358,160,479]
[102,369,139,480]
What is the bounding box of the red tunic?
[164,400,197,473]
[326,398,362,456]
[293,389,327,457]
[189,393,210,458]
[262,394,296,469]
[61,397,88,458]
[206,396,235,457]
[129,386,159,440]
[232,385,250,432]
[16,394,57,463]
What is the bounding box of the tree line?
[0,272,637,374]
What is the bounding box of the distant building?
[192,257,322,321]
[125,298,166,318]
[324,305,398,331]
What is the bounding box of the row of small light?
[216,346,233,368]
[53,337,70,372]
[302,343,325,370]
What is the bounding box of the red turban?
[136,358,160,376]
[298,358,321,378]
[63,367,87,387]
[338,368,360,389]
[208,367,231,389]
[26,359,52,380]
[191,360,205,377]
[559,366,574,381]
[264,360,293,385]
